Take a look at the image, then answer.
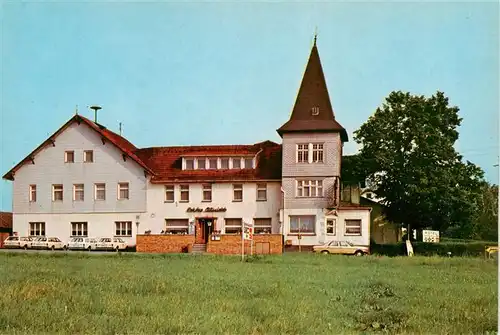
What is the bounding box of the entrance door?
[196,218,213,244]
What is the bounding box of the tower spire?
[314,27,318,46]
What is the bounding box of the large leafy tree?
[353,91,484,232]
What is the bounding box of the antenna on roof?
[75,105,79,115]
[90,105,102,123]
[313,26,318,46]
[119,122,123,136]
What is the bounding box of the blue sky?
[1,1,498,211]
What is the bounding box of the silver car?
[68,237,98,251]
[3,236,34,249]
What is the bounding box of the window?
[312,144,324,163]
[29,185,37,202]
[165,219,189,235]
[185,159,194,170]
[65,151,74,163]
[29,222,45,236]
[209,158,217,169]
[254,218,272,234]
[95,183,105,201]
[256,183,267,201]
[225,218,242,234]
[244,158,253,169]
[197,158,206,170]
[232,158,241,169]
[52,184,63,201]
[118,182,129,200]
[311,106,320,115]
[297,180,323,197]
[71,222,88,236]
[297,144,308,163]
[326,219,336,235]
[84,150,94,163]
[202,184,212,202]
[165,185,174,202]
[73,184,84,201]
[233,184,243,202]
[180,185,189,202]
[345,219,362,236]
[221,158,229,169]
[115,221,132,236]
[289,215,315,234]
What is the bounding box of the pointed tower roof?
[277,39,348,141]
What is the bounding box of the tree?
[353,91,484,232]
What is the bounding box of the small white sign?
[422,230,440,243]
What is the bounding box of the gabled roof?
[0,212,13,229]
[277,41,348,141]
[2,115,154,181]
[135,140,282,183]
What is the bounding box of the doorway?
[196,218,214,244]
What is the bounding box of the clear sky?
[1,1,498,211]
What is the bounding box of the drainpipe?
[281,186,285,251]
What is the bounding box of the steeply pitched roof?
[135,140,282,183]
[0,212,13,229]
[2,115,154,181]
[277,41,348,141]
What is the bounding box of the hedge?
[371,241,497,257]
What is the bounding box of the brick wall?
[0,232,10,248]
[207,234,282,255]
[136,234,195,253]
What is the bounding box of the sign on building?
[422,230,440,243]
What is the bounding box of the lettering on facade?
[186,207,227,213]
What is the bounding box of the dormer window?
[208,158,217,169]
[182,156,256,170]
[221,158,229,169]
[232,158,241,169]
[244,158,253,169]
[311,106,320,116]
[185,159,194,170]
[197,158,206,170]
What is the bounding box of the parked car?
[68,237,98,251]
[3,236,34,249]
[95,237,128,251]
[31,237,67,250]
[313,241,370,256]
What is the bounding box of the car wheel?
[355,250,364,257]
[23,245,28,250]
[88,246,92,251]
[63,245,67,251]
[51,246,55,251]
[321,250,329,255]
[115,246,120,252]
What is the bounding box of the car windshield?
[48,238,60,242]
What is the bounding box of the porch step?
[192,244,207,254]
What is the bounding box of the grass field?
[0,252,497,334]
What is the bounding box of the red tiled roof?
[135,140,282,183]
[0,212,12,229]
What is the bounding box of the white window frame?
[297,144,309,163]
[52,184,63,202]
[29,184,37,202]
[345,219,362,236]
[254,218,272,234]
[180,184,189,202]
[164,219,189,235]
[115,221,132,236]
[224,218,242,234]
[65,151,74,163]
[118,182,129,200]
[296,180,323,197]
[185,158,194,170]
[29,222,46,236]
[220,158,230,169]
[289,215,315,234]
[326,218,336,236]
[71,222,88,237]
[256,183,267,201]
[165,185,175,202]
[232,157,241,169]
[73,184,84,201]
[197,158,206,170]
[94,183,106,201]
[312,143,324,163]
[233,184,243,202]
[83,150,94,163]
[208,158,218,170]
[244,157,254,169]
[202,184,212,202]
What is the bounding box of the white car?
[3,236,34,249]
[68,237,98,251]
[31,237,67,250]
[95,237,128,251]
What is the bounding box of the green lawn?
[0,252,497,334]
